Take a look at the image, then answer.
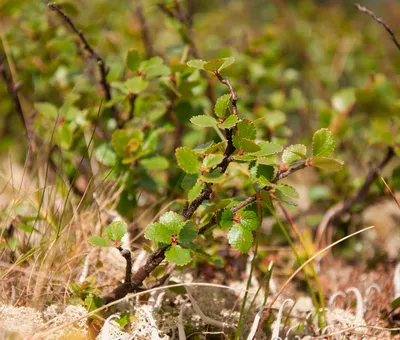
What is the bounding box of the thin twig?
[47,3,119,122]
[316,147,394,247]
[136,0,154,58]
[355,3,400,52]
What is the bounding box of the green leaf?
[179,221,198,244]
[95,144,117,166]
[391,296,400,310]
[282,144,307,165]
[214,94,231,118]
[276,184,299,200]
[181,174,198,190]
[250,141,282,157]
[160,211,185,234]
[237,120,256,140]
[176,147,200,174]
[125,77,148,94]
[85,295,105,313]
[106,221,127,241]
[332,88,356,112]
[312,157,344,171]
[240,138,261,153]
[186,59,206,70]
[250,163,275,186]
[238,209,259,231]
[312,128,335,157]
[218,115,238,129]
[203,154,224,169]
[145,64,170,78]
[203,57,235,72]
[219,56,235,71]
[190,115,218,127]
[126,49,141,73]
[88,236,111,247]
[193,141,215,154]
[200,169,226,183]
[188,181,204,202]
[165,245,193,266]
[141,156,169,171]
[144,222,174,244]
[35,102,58,119]
[227,224,253,253]
[112,129,143,159]
[219,209,233,229]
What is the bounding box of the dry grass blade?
[257,225,375,328]
[380,176,400,210]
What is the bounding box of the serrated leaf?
[144,222,174,244]
[188,181,204,202]
[179,221,198,244]
[193,141,215,154]
[251,141,283,157]
[200,169,226,183]
[35,102,58,119]
[218,115,238,129]
[214,94,231,118]
[106,221,127,241]
[141,156,169,171]
[258,155,278,166]
[88,236,111,247]
[186,59,206,69]
[276,184,299,200]
[282,144,307,165]
[312,157,344,171]
[241,138,261,153]
[237,120,256,140]
[238,209,259,231]
[126,49,141,73]
[219,209,233,229]
[95,144,117,166]
[312,128,335,157]
[203,154,224,169]
[227,224,253,253]
[176,147,200,174]
[250,163,275,186]
[234,154,258,162]
[181,174,198,190]
[160,211,185,234]
[190,115,218,127]
[125,77,148,94]
[165,245,193,266]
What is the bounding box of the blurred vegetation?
[0,0,399,336]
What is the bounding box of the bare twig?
[136,0,155,58]
[316,147,394,247]
[47,3,119,122]
[355,3,400,52]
